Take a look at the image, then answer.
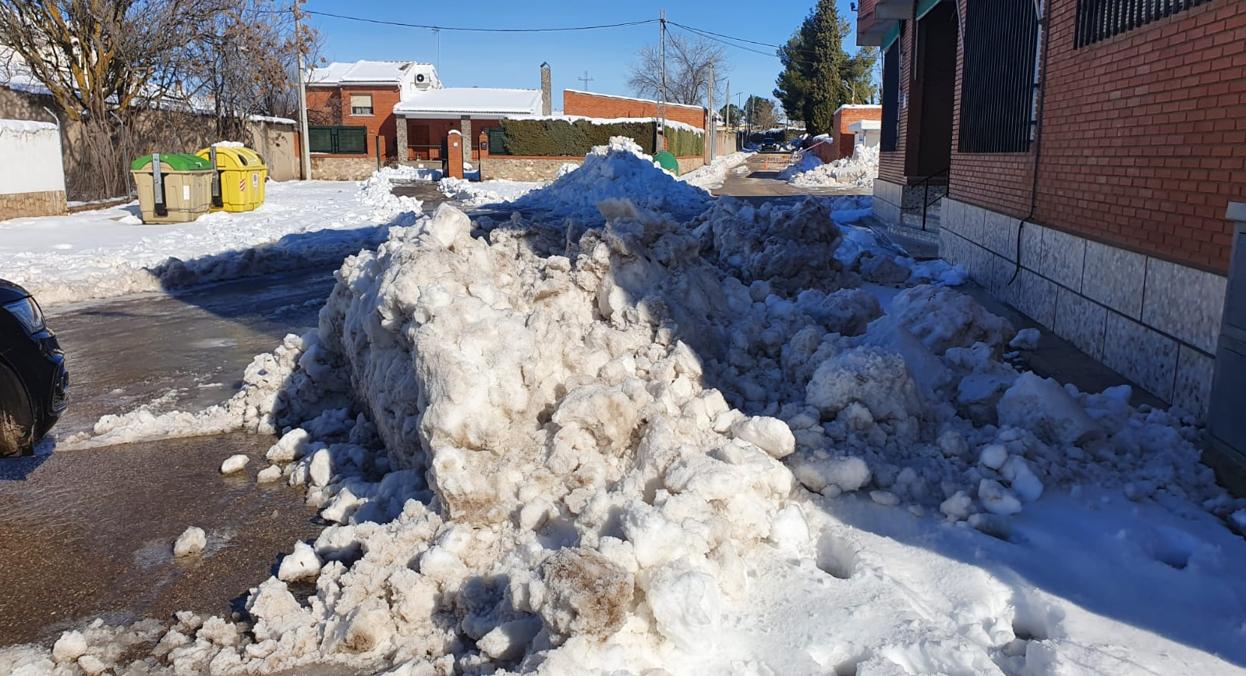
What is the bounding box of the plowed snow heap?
[9,138,1239,676]
[505,137,712,225]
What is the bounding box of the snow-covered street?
[2,141,1245,675]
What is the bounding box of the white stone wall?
[0,120,64,196]
[939,196,1226,418]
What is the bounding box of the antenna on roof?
[577,70,594,91]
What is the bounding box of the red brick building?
[831,105,882,161]
[306,60,442,179]
[563,90,708,130]
[856,0,1246,429]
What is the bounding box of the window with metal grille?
[1076,0,1213,48]
[308,126,368,154]
[881,37,900,152]
[350,94,373,116]
[959,0,1039,153]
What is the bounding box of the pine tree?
[774,1,877,134]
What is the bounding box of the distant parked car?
[0,280,68,456]
[761,142,781,152]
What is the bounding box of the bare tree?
[628,32,726,107]
[184,0,320,140]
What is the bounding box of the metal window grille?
[881,38,901,152]
[308,126,367,154]
[1076,0,1213,48]
[959,0,1039,153]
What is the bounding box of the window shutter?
[350,94,372,108]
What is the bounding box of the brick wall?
[878,24,912,185]
[403,118,501,161]
[950,0,1246,273]
[306,84,401,160]
[564,90,706,130]
[833,106,882,160]
[0,189,66,219]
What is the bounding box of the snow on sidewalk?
[6,139,1246,676]
[780,144,880,189]
[0,173,423,307]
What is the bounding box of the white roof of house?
[849,119,882,132]
[310,60,429,85]
[394,87,543,119]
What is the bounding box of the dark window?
[1076,0,1213,48]
[881,37,900,152]
[309,126,367,154]
[959,0,1039,153]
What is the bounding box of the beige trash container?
[130,153,214,223]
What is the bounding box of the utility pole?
[658,9,666,150]
[433,28,441,71]
[578,71,594,90]
[294,0,311,180]
[724,79,730,133]
[706,62,715,163]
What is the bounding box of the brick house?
[856,0,1246,472]
[832,105,882,160]
[306,60,441,179]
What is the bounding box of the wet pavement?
[714,152,871,202]
[0,267,339,647]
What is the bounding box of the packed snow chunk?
[978,479,1022,516]
[266,428,311,463]
[889,285,1015,355]
[174,527,206,557]
[940,491,974,520]
[978,444,1009,470]
[1009,328,1041,351]
[780,145,879,189]
[51,630,87,663]
[997,372,1103,446]
[645,560,725,653]
[538,548,634,645]
[277,541,322,582]
[477,618,542,662]
[1002,456,1045,502]
[219,453,250,475]
[769,504,812,552]
[507,136,712,224]
[792,455,872,495]
[731,416,796,459]
[308,447,333,488]
[806,346,925,422]
[256,465,283,483]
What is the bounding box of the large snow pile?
[9,198,1246,674]
[780,145,880,189]
[1,172,425,306]
[679,151,753,190]
[505,137,712,225]
[437,177,544,207]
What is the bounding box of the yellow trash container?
[130,153,215,224]
[195,145,268,212]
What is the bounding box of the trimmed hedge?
[498,119,656,156]
[666,126,705,157]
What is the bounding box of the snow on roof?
[564,88,705,112]
[509,114,704,134]
[310,60,430,85]
[395,87,542,119]
[0,119,57,134]
[849,119,882,132]
[834,104,882,114]
[248,114,297,125]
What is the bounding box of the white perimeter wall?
[0,120,65,195]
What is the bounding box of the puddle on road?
[0,433,322,647]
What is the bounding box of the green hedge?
[666,126,705,157]
[498,119,657,156]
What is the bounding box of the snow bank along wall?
[0,119,65,219]
[859,0,1244,427]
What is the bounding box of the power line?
[668,22,777,58]
[666,21,782,50]
[301,10,657,33]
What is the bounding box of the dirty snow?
[780,145,880,189]
[437,177,544,207]
[6,139,1246,676]
[679,151,754,190]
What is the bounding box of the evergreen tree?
[774,1,878,134]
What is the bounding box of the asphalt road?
[0,268,340,647]
[714,151,872,201]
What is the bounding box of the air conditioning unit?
[1208,202,1246,484]
[416,73,426,84]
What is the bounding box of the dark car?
[0,280,68,456]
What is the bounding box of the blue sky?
[304,0,862,113]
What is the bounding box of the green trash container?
[130,153,214,224]
[653,150,680,175]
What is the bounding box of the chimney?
[540,62,552,116]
